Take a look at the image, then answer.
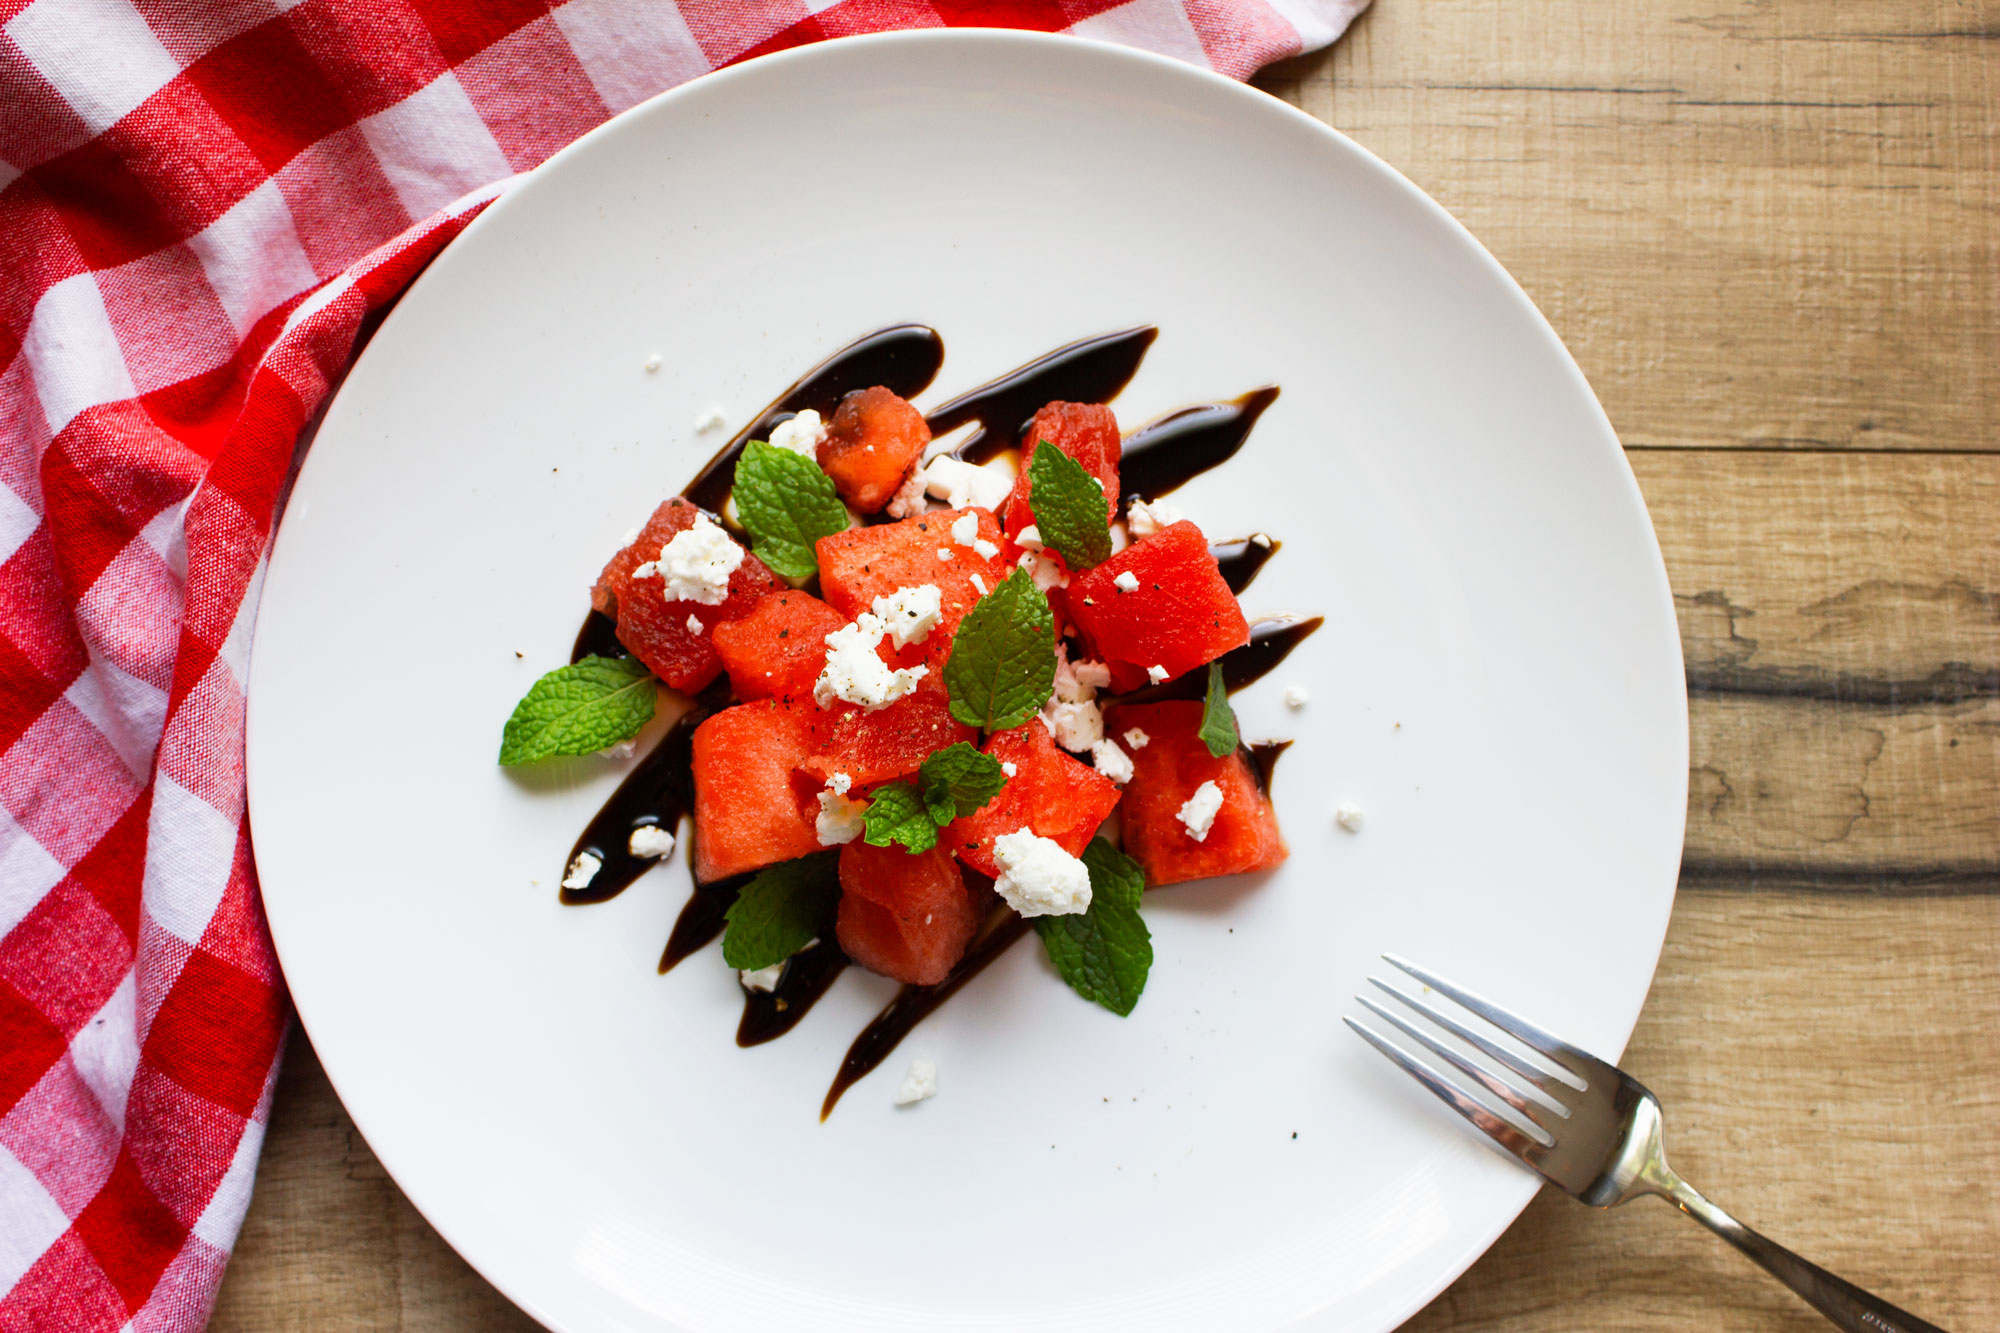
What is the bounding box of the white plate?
[247,30,1686,1333]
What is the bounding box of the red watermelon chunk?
[818,386,932,514]
[595,498,777,692]
[999,401,1120,542]
[816,506,1007,639]
[711,591,846,702]
[1102,700,1286,887]
[1066,520,1248,690]
[801,675,973,789]
[835,841,980,985]
[691,699,821,882]
[945,721,1121,878]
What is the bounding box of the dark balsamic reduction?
[554,324,1309,1112]
[1248,740,1292,796]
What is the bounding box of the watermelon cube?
[815,507,1007,638]
[818,386,932,514]
[801,676,973,789]
[1101,700,1286,887]
[710,591,847,702]
[691,698,821,882]
[595,498,777,692]
[1066,520,1249,690]
[945,721,1122,878]
[999,402,1120,541]
[835,840,980,985]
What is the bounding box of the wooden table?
[210,2,2000,1328]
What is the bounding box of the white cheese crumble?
[1251,532,1273,548]
[936,547,954,561]
[816,773,869,845]
[949,511,980,546]
[871,584,943,648]
[1040,697,1103,752]
[1014,524,1043,550]
[921,455,1014,511]
[686,613,704,635]
[1050,644,1109,703]
[628,826,676,859]
[1018,548,1068,591]
[1285,683,1310,709]
[621,527,640,546]
[970,573,988,595]
[1001,760,1018,777]
[644,353,662,373]
[647,513,744,605]
[695,406,727,433]
[740,963,783,992]
[894,1056,938,1106]
[1113,570,1140,593]
[561,851,602,890]
[605,739,637,761]
[1123,727,1150,749]
[815,615,928,710]
[769,409,826,457]
[1125,497,1185,537]
[1335,801,1365,833]
[991,829,1092,917]
[1177,781,1225,842]
[1147,664,1170,684]
[972,538,999,559]
[885,465,930,518]
[1091,738,1134,785]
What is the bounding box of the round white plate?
[247,30,1686,1333]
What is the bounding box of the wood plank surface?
[211,1,2000,1329]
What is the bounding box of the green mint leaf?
[722,851,840,969]
[862,782,939,854]
[943,567,1057,732]
[1198,661,1239,758]
[1035,839,1152,1016]
[732,440,850,580]
[498,655,655,765]
[918,742,1008,824]
[1026,443,1111,572]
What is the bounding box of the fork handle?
[1662,1180,1950,1333]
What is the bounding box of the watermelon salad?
[500,390,1293,1020]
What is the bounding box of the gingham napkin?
[0,1,1368,1328]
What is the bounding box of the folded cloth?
[0,2,1367,1328]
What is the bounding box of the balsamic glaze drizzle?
[554,324,1312,1110]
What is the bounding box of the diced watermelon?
[818,386,932,514]
[1101,700,1286,887]
[835,841,979,985]
[711,591,847,702]
[945,721,1121,878]
[999,402,1120,542]
[1066,520,1249,690]
[801,675,973,789]
[691,698,821,882]
[815,506,1006,638]
[594,498,777,692]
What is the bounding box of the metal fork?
[1346,954,1951,1333]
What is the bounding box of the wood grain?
[211,1,2000,1328]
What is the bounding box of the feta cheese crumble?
[949,511,980,546]
[1051,645,1110,703]
[1113,570,1140,593]
[991,829,1092,917]
[644,353,662,373]
[1014,524,1044,550]
[769,409,826,457]
[816,615,928,710]
[1040,697,1103,752]
[920,455,1014,511]
[1177,781,1224,842]
[970,573,988,595]
[894,1056,938,1106]
[1125,497,1185,537]
[695,406,727,433]
[871,584,943,648]
[740,963,784,992]
[628,826,676,859]
[1018,548,1068,592]
[1147,664,1170,684]
[936,547,954,561]
[1335,801,1365,833]
[1091,738,1134,785]
[686,613,704,635]
[1284,683,1310,709]
[561,850,602,890]
[1001,761,1018,777]
[645,513,743,605]
[1123,727,1151,750]
[885,465,930,518]
[816,773,869,846]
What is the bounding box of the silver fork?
[1347,954,1951,1333]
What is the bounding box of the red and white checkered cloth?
[0,1,1367,1328]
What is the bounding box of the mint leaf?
[1035,840,1152,1015]
[944,567,1057,732]
[732,440,850,580]
[918,742,1007,825]
[1198,661,1238,758]
[498,655,655,765]
[722,851,840,969]
[1026,444,1111,572]
[862,782,938,854]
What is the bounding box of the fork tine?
[1384,953,1601,1086]
[1369,978,1586,1096]
[1355,995,1569,1129]
[1343,1016,1555,1154]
